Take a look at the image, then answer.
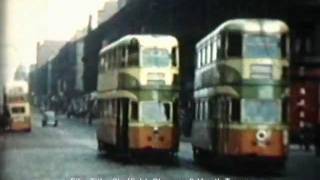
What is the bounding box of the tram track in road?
[53,113,226,177]
[52,113,320,179]
[0,111,317,179]
[52,113,241,179]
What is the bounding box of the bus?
[5,81,32,132]
[96,35,180,156]
[191,19,290,167]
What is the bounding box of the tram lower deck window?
[11,107,25,114]
[231,99,240,122]
[164,103,171,120]
[131,101,138,120]
[140,102,171,122]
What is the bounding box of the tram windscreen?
[243,100,280,123]
[11,106,26,114]
[142,48,172,67]
[243,35,282,59]
[140,102,171,122]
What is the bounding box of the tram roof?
[196,19,289,48]
[5,80,29,94]
[99,34,178,55]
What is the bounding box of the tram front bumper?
[128,126,179,151]
[11,119,31,131]
[225,129,288,158]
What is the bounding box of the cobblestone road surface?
[0,113,319,180]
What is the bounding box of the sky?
[4,0,114,80]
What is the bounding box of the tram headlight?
[256,130,267,142]
[153,126,159,134]
[256,129,271,143]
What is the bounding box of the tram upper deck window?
[281,34,289,58]
[140,101,171,122]
[171,47,178,66]
[197,49,201,68]
[11,106,25,114]
[105,53,110,69]
[227,32,242,58]
[142,48,172,67]
[243,34,284,59]
[119,46,127,67]
[128,39,139,66]
[242,100,281,123]
[99,57,104,72]
[217,33,226,59]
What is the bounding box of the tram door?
[218,96,230,153]
[210,97,219,154]
[117,99,129,151]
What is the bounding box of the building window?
[306,37,312,54]
[299,111,305,118]
[294,38,301,54]
[297,99,305,106]
[300,87,306,95]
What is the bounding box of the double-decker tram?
[191,19,289,167]
[5,81,32,132]
[96,35,180,156]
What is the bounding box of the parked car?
[42,110,58,127]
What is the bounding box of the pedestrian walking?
[299,121,313,151]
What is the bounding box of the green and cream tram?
[191,19,290,166]
[96,35,180,155]
[6,81,32,132]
